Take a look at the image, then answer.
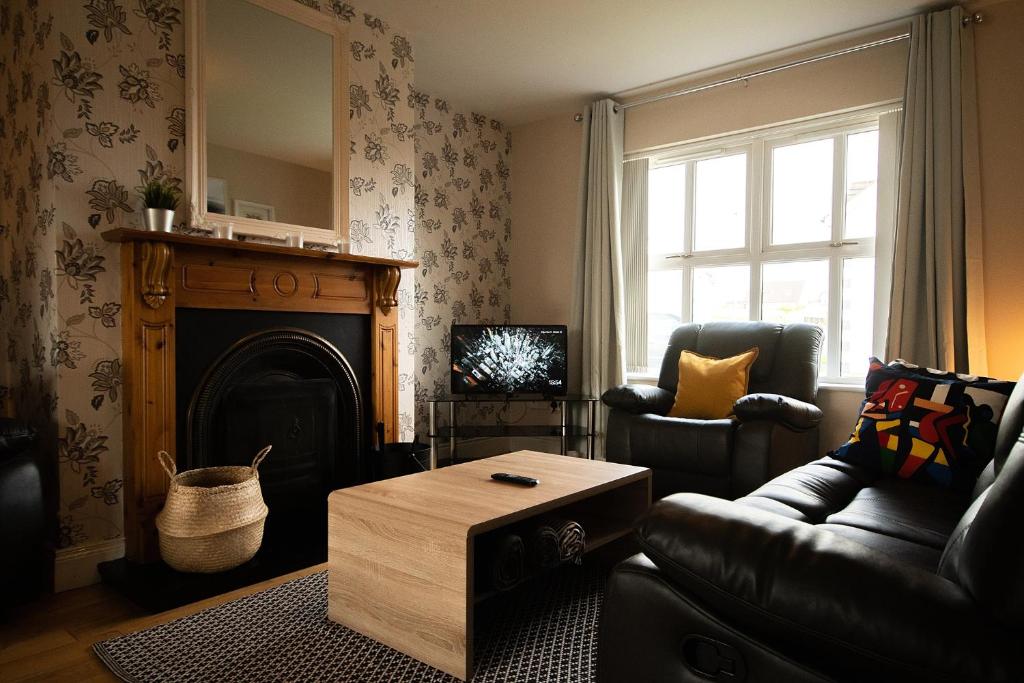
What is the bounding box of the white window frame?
[637,104,900,383]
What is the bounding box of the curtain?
[621,158,649,373]
[886,6,987,373]
[570,99,627,449]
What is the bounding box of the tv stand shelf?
[426,395,599,469]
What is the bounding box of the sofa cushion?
[736,457,965,550]
[830,358,1014,491]
[628,414,733,476]
[736,457,871,523]
[824,478,968,549]
[817,524,942,571]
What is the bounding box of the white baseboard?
[54,537,125,592]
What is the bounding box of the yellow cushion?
[667,347,760,420]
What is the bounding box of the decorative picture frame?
[233,199,276,222]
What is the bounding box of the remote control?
[491,472,540,486]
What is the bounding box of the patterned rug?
[94,565,605,682]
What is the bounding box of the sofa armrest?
[601,384,674,416]
[733,393,822,430]
[635,493,1018,682]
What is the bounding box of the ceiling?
[360,0,938,126]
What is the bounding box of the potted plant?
[140,180,180,232]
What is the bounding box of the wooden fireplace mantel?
[101,228,417,562]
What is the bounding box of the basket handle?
[251,445,272,473]
[157,450,177,479]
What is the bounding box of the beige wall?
[207,143,332,230]
[509,30,910,337]
[509,113,584,325]
[511,9,1024,380]
[969,0,1024,380]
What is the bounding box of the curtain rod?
[613,33,909,113]
[570,12,983,120]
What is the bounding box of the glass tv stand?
[425,394,599,469]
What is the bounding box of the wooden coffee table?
[327,450,650,680]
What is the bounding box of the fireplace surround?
[101,229,417,562]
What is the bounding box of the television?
[451,324,568,396]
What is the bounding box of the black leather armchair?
[0,418,47,606]
[603,322,823,499]
[597,374,1024,683]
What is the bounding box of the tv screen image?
[451,325,568,395]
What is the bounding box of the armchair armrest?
[601,384,674,416]
[636,494,1017,682]
[733,393,822,430]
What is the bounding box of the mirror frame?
[185,0,349,244]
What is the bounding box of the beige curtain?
[570,99,627,445]
[621,158,649,373]
[886,6,987,374]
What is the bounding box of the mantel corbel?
[374,266,401,315]
[141,241,173,309]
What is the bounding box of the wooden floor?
[0,564,325,682]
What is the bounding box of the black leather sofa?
[603,321,823,500]
[597,373,1024,682]
[0,418,47,606]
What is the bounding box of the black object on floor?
[372,420,430,480]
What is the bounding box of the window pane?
[648,164,686,255]
[693,153,746,251]
[771,139,833,245]
[692,265,750,323]
[762,260,830,369]
[647,270,683,370]
[844,130,879,238]
[841,257,875,377]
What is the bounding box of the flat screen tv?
[451,324,568,396]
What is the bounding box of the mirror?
[186,0,348,243]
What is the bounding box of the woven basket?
[154,446,271,573]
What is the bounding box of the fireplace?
[100,228,416,565]
[175,311,370,558]
[96,229,414,610]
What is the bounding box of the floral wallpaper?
[1,0,513,557]
[410,98,513,435]
[0,0,60,455]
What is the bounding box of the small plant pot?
[144,208,175,232]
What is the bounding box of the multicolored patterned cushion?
[830,358,1015,490]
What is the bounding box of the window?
[639,107,899,380]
